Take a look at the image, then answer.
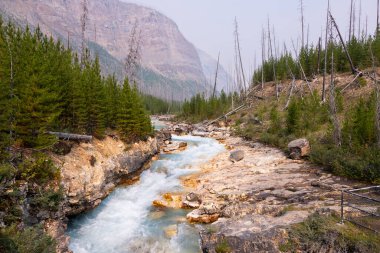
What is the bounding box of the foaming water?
[67,135,224,253]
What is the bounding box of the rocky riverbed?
[158,121,365,253]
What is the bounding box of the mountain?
[0,0,210,100]
[197,49,234,93]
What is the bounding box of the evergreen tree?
[118,78,135,140]
[104,75,120,129]
[76,55,106,137]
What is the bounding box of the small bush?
[281,212,380,253]
[19,154,60,185]
[30,188,63,212]
[215,239,231,253]
[0,225,56,253]
[0,163,16,182]
[357,77,367,87]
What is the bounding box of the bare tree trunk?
[317,37,322,74]
[292,39,312,93]
[349,0,353,41]
[369,43,380,147]
[125,20,142,85]
[234,18,247,96]
[300,0,305,48]
[330,12,360,75]
[268,19,279,99]
[353,2,356,39]
[284,44,296,109]
[80,0,88,66]
[322,0,330,102]
[329,23,342,146]
[212,52,220,99]
[358,0,362,39]
[378,0,380,35]
[261,28,265,91]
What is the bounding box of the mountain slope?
[0,0,210,100]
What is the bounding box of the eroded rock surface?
[185,135,358,252]
[54,136,159,216]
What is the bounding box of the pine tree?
[104,75,120,129]
[0,18,11,159]
[118,78,135,140]
[77,55,106,137]
[12,26,60,148]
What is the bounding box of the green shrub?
[281,212,380,253]
[215,239,231,253]
[0,163,15,182]
[310,144,380,183]
[286,99,301,134]
[358,77,367,87]
[0,225,56,253]
[30,188,63,212]
[19,154,60,185]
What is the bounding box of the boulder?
[288,138,310,159]
[186,192,201,202]
[152,193,183,209]
[192,130,209,137]
[182,192,201,209]
[163,141,188,153]
[186,209,219,223]
[229,150,245,162]
[199,202,219,215]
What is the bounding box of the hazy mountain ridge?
[0,0,211,100]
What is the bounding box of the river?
[67,133,224,253]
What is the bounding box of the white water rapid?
[67,135,224,253]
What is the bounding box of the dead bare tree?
[358,0,362,39]
[322,0,330,102]
[125,20,142,85]
[300,0,305,48]
[268,19,279,99]
[353,1,356,39]
[234,18,247,96]
[369,43,380,147]
[261,28,266,91]
[291,39,312,93]
[317,37,322,74]
[377,0,380,35]
[329,12,360,75]
[80,0,88,65]
[212,52,220,99]
[283,44,296,109]
[329,21,342,146]
[349,0,354,41]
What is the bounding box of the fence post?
[340,190,344,224]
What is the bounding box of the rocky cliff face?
[0,0,209,99]
[53,136,159,216]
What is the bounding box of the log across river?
[66,134,225,253]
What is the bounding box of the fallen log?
[207,104,247,126]
[47,131,93,141]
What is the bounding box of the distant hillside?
[0,0,211,100]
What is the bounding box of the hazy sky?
[124,0,378,73]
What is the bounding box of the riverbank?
[158,121,375,252]
[48,130,169,253]
[66,134,224,253]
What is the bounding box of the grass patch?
[280,212,380,253]
[215,239,231,253]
